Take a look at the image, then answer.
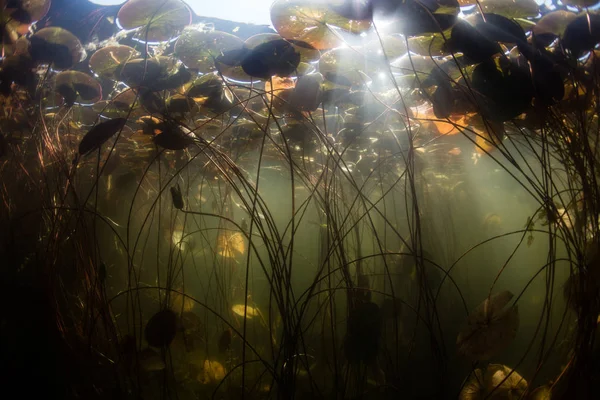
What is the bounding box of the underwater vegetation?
[2,0,600,399]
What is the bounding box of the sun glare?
[184,0,274,26]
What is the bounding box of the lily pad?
[55,71,102,106]
[117,0,192,42]
[29,27,86,70]
[320,47,372,87]
[383,0,460,37]
[533,10,577,38]
[245,33,321,63]
[271,0,372,50]
[119,58,164,87]
[174,28,243,72]
[241,39,301,78]
[478,0,539,19]
[89,45,138,80]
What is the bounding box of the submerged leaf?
[151,121,195,150]
[218,328,232,353]
[457,291,519,360]
[231,304,260,318]
[217,232,246,258]
[198,360,226,384]
[459,364,527,400]
[170,183,184,210]
[145,308,178,347]
[563,13,600,57]
[78,118,127,156]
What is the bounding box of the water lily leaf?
[174,29,244,72]
[117,0,192,42]
[456,290,519,360]
[459,364,527,400]
[29,27,86,70]
[478,0,539,19]
[79,118,127,156]
[145,308,178,347]
[383,0,460,37]
[89,45,138,80]
[231,304,260,318]
[533,10,577,38]
[55,71,102,106]
[562,13,600,57]
[271,0,372,50]
[241,39,301,78]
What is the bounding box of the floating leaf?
[562,0,600,6]
[174,29,244,72]
[78,118,127,156]
[271,0,372,50]
[55,71,102,106]
[117,0,192,42]
[29,27,86,70]
[478,0,539,19]
[246,33,321,63]
[241,39,301,79]
[447,19,502,63]
[119,58,164,87]
[457,291,519,360]
[9,0,51,23]
[89,45,138,80]
[563,13,600,57]
[290,73,323,111]
[533,10,577,38]
[408,33,448,57]
[152,122,195,150]
[382,0,460,37]
[471,58,533,121]
[320,47,371,87]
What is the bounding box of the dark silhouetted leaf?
[79,118,127,156]
[30,36,73,70]
[150,64,192,92]
[563,14,600,57]
[472,59,533,121]
[57,84,78,107]
[241,39,300,79]
[218,328,232,353]
[344,301,382,363]
[447,19,502,63]
[170,183,184,210]
[145,309,178,347]
[330,0,374,20]
[474,13,527,44]
[376,0,460,36]
[152,122,195,150]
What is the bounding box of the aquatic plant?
[1,0,600,399]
